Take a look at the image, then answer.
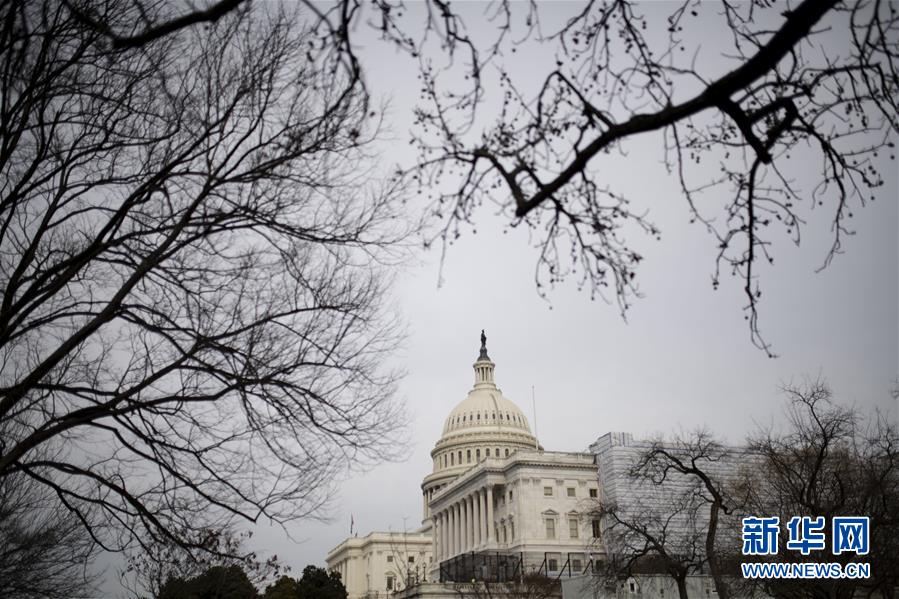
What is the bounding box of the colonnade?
[432,485,496,562]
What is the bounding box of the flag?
[350,513,354,535]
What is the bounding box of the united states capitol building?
[325,333,713,599]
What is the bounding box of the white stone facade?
[326,531,433,599]
[428,449,603,576]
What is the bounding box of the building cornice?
[428,450,597,509]
[326,531,432,561]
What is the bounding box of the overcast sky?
[236,1,899,584]
[105,3,897,594]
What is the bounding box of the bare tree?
[629,431,739,599]
[60,1,899,355]
[742,379,899,599]
[385,530,428,590]
[590,382,898,599]
[0,443,99,599]
[121,527,283,599]
[62,0,249,49]
[594,492,708,599]
[403,0,898,356]
[0,0,407,561]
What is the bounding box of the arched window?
[486,448,491,457]
[467,449,471,463]
[496,447,500,456]
[458,450,462,463]
[476,449,481,460]
[450,453,454,466]
[505,448,509,457]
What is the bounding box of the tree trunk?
[706,503,730,599]
[675,575,689,599]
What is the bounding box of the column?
[479,489,487,545]
[454,502,461,556]
[443,511,449,560]
[433,515,439,562]
[472,492,480,547]
[447,507,453,557]
[465,495,476,551]
[486,485,494,543]
[441,510,448,559]
[461,498,468,552]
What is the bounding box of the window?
[509,490,513,501]
[450,453,454,466]
[495,447,500,456]
[569,518,579,539]
[476,449,481,460]
[504,448,509,457]
[408,556,415,564]
[629,581,636,593]
[567,487,576,497]
[386,576,395,591]
[589,488,598,498]
[467,449,471,463]
[545,518,556,539]
[458,450,462,463]
[486,448,491,457]
[510,521,515,540]
[592,519,601,538]
[543,486,553,496]
[387,555,393,563]
[572,559,582,572]
[548,558,558,571]
[503,525,508,542]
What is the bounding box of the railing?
[538,552,599,579]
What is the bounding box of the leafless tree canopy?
[594,383,899,599]
[620,431,737,599]
[0,0,407,556]
[60,1,899,356]
[742,380,899,599]
[0,454,99,599]
[121,527,284,599]
[403,0,898,356]
[596,491,708,599]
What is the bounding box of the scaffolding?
[439,552,524,583]
[439,551,600,582]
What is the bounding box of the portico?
[431,478,497,560]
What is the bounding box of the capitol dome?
[441,387,532,437]
[420,332,541,521]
